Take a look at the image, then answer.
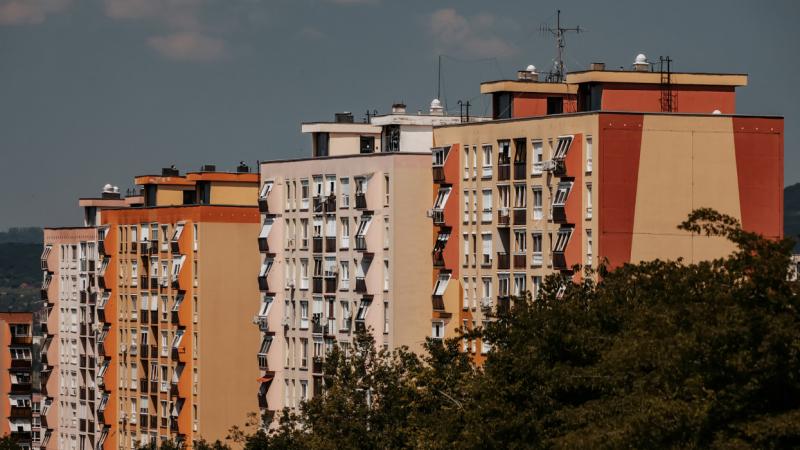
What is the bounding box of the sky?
[0,0,797,229]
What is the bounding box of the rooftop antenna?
[437,54,442,101]
[539,10,582,82]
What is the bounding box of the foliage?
[0,435,20,450]
[239,209,800,449]
[0,227,42,244]
[0,243,42,288]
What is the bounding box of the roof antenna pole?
[540,10,582,82]
[437,55,442,100]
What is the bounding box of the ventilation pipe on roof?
[391,103,406,114]
[633,53,650,71]
[429,98,443,116]
[517,64,539,81]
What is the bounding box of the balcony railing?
[513,162,526,179]
[513,253,526,269]
[354,236,367,251]
[355,193,367,210]
[325,237,336,253]
[497,209,510,226]
[432,166,445,183]
[355,277,367,294]
[513,208,526,225]
[432,209,445,225]
[11,335,33,345]
[497,163,510,181]
[496,252,510,270]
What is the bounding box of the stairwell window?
[532,140,543,175]
[554,229,573,253]
[553,182,573,207]
[553,135,574,160]
[433,273,451,296]
[586,135,593,172]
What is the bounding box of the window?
[431,321,444,340]
[360,136,375,153]
[433,273,450,296]
[493,92,513,119]
[513,184,526,208]
[513,230,526,254]
[462,277,469,309]
[586,135,593,172]
[172,330,184,349]
[481,189,492,222]
[463,191,470,222]
[532,140,543,174]
[513,273,526,297]
[300,259,309,289]
[300,219,309,248]
[355,300,370,321]
[300,301,309,329]
[383,302,389,334]
[259,181,273,200]
[472,145,478,178]
[383,217,390,249]
[300,338,308,368]
[300,180,309,209]
[384,174,390,206]
[482,144,493,178]
[471,189,478,222]
[586,183,593,219]
[462,234,469,266]
[340,217,350,249]
[433,187,451,210]
[383,260,389,291]
[586,229,593,267]
[481,233,492,265]
[340,177,350,208]
[463,146,470,179]
[553,135,574,160]
[498,274,510,297]
[432,147,447,166]
[355,215,372,238]
[340,261,349,289]
[498,140,511,165]
[552,182,573,206]
[314,132,329,157]
[532,186,543,220]
[554,229,573,253]
[259,258,273,277]
[326,175,337,196]
[341,301,351,330]
[532,232,543,266]
[532,276,542,300]
[260,217,274,241]
[498,185,510,208]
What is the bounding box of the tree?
[0,435,19,450]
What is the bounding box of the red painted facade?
[597,114,645,269]
[601,84,736,114]
[513,93,578,117]
[732,117,784,239]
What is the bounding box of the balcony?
[432,166,445,183]
[497,209,510,227]
[150,277,159,290]
[11,335,32,345]
[323,195,337,212]
[432,295,445,311]
[513,208,526,225]
[312,237,323,253]
[312,357,323,374]
[9,406,31,418]
[98,240,105,255]
[355,277,367,294]
[253,316,270,333]
[258,237,269,253]
[11,359,32,369]
[312,316,323,335]
[497,163,510,181]
[355,193,367,210]
[258,198,269,213]
[513,253,526,269]
[139,241,150,254]
[170,239,180,254]
[40,288,48,301]
[354,236,367,252]
[10,383,32,394]
[325,237,336,253]
[496,252,510,270]
[513,162,526,180]
[312,277,323,294]
[258,353,269,370]
[432,209,445,225]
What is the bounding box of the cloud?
[326,0,379,5]
[148,31,228,61]
[0,0,72,25]
[427,8,517,59]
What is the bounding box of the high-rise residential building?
[255,104,467,418]
[430,55,783,357]
[40,186,135,450]
[0,312,35,450]
[93,166,262,449]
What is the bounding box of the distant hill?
[0,227,42,244]
[785,183,800,252]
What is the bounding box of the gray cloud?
[0,0,72,25]
[427,8,517,58]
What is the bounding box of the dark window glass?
[360,136,375,154]
[314,133,329,157]
[547,97,563,115]
[493,93,513,119]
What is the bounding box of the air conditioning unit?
[542,160,557,171]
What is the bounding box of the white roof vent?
[113,186,120,194]
[429,98,443,116]
[102,184,113,193]
[712,109,722,115]
[633,53,649,71]
[526,64,537,73]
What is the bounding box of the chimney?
[161,167,180,177]
[200,164,217,172]
[590,62,605,71]
[334,112,354,123]
[633,53,650,72]
[391,103,406,114]
[236,162,250,173]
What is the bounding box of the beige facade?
[256,152,433,418]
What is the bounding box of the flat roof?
[480,80,578,95]
[134,175,195,186]
[301,123,382,134]
[185,172,259,183]
[433,110,783,129]
[565,70,748,86]
[260,151,431,166]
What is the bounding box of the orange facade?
[0,312,34,448]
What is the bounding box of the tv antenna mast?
[540,10,582,82]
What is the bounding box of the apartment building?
[0,312,35,449]
[40,187,135,450]
[92,167,261,449]
[431,55,783,357]
[254,102,463,418]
